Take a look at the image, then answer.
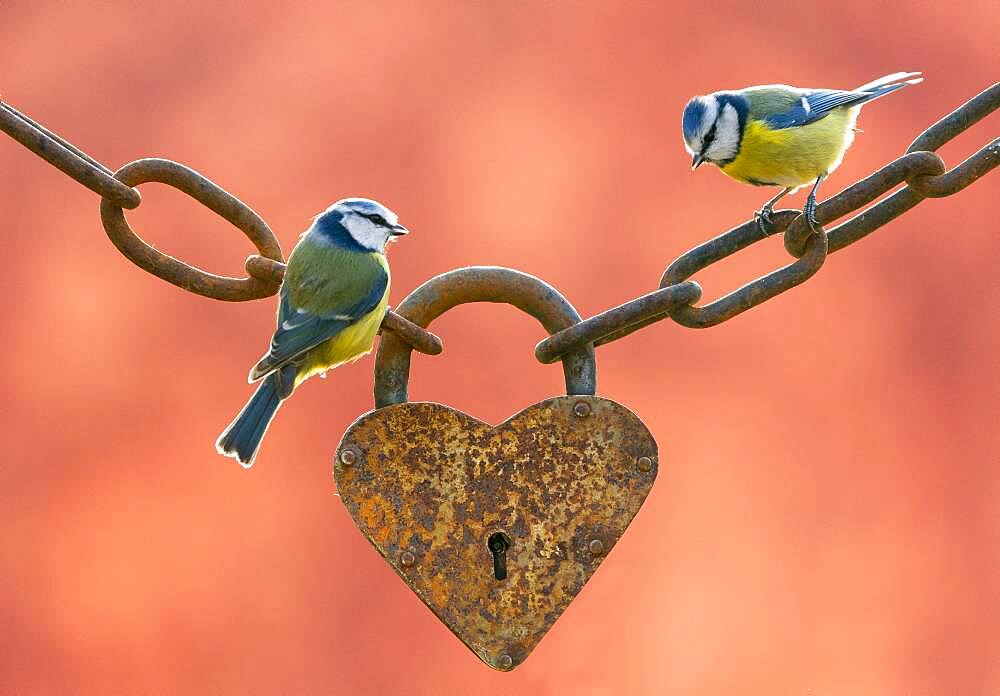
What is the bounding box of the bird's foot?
[754,204,776,235]
[803,197,821,235]
[802,175,825,235]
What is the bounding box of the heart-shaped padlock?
[335,268,658,671]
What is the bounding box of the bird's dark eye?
[702,123,717,152]
[366,214,388,226]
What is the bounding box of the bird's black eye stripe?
[360,212,389,226]
[701,123,717,154]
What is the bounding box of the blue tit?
[682,71,923,232]
[216,197,409,467]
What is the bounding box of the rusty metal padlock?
[334,268,658,671]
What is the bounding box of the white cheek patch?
[343,215,388,252]
[699,97,718,136]
[704,103,741,162]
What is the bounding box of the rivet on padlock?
[335,267,658,672]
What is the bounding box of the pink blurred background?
[1,2,998,694]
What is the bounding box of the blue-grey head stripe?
[682,99,707,140]
[314,210,370,252]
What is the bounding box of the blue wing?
[249,268,388,380]
[764,72,921,130]
[763,90,872,129]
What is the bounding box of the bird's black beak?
[691,154,705,170]
[389,223,409,236]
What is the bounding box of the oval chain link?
[2,83,997,366]
[99,158,284,301]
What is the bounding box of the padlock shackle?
[374,266,596,407]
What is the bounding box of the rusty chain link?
[0,102,142,209]
[99,158,285,301]
[2,83,997,371]
[536,82,999,359]
[0,99,442,355]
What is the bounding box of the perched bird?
[682,71,923,232]
[216,198,408,467]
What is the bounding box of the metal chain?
[0,100,442,355]
[2,83,997,368]
[536,82,999,361]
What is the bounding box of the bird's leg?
[755,187,792,235]
[803,175,825,234]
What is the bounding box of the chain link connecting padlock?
[2,83,998,676]
[334,267,659,671]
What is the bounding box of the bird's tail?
[215,365,297,468]
[854,71,923,102]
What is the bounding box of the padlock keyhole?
[488,532,511,581]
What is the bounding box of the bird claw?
[754,205,776,235]
[804,198,821,235]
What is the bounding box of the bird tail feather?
[216,365,296,467]
[854,71,923,102]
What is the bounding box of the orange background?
[1,2,998,694]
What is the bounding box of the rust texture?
[661,218,829,329]
[335,396,658,671]
[2,83,997,674]
[2,83,995,357]
[99,158,284,301]
[577,212,829,334]
[579,81,999,351]
[535,280,703,364]
[379,311,444,356]
[374,267,596,408]
[0,101,141,209]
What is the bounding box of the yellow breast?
[294,254,391,385]
[720,108,858,189]
[295,296,389,385]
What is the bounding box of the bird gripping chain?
[335,268,659,671]
[1,83,996,357]
[1,81,998,673]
